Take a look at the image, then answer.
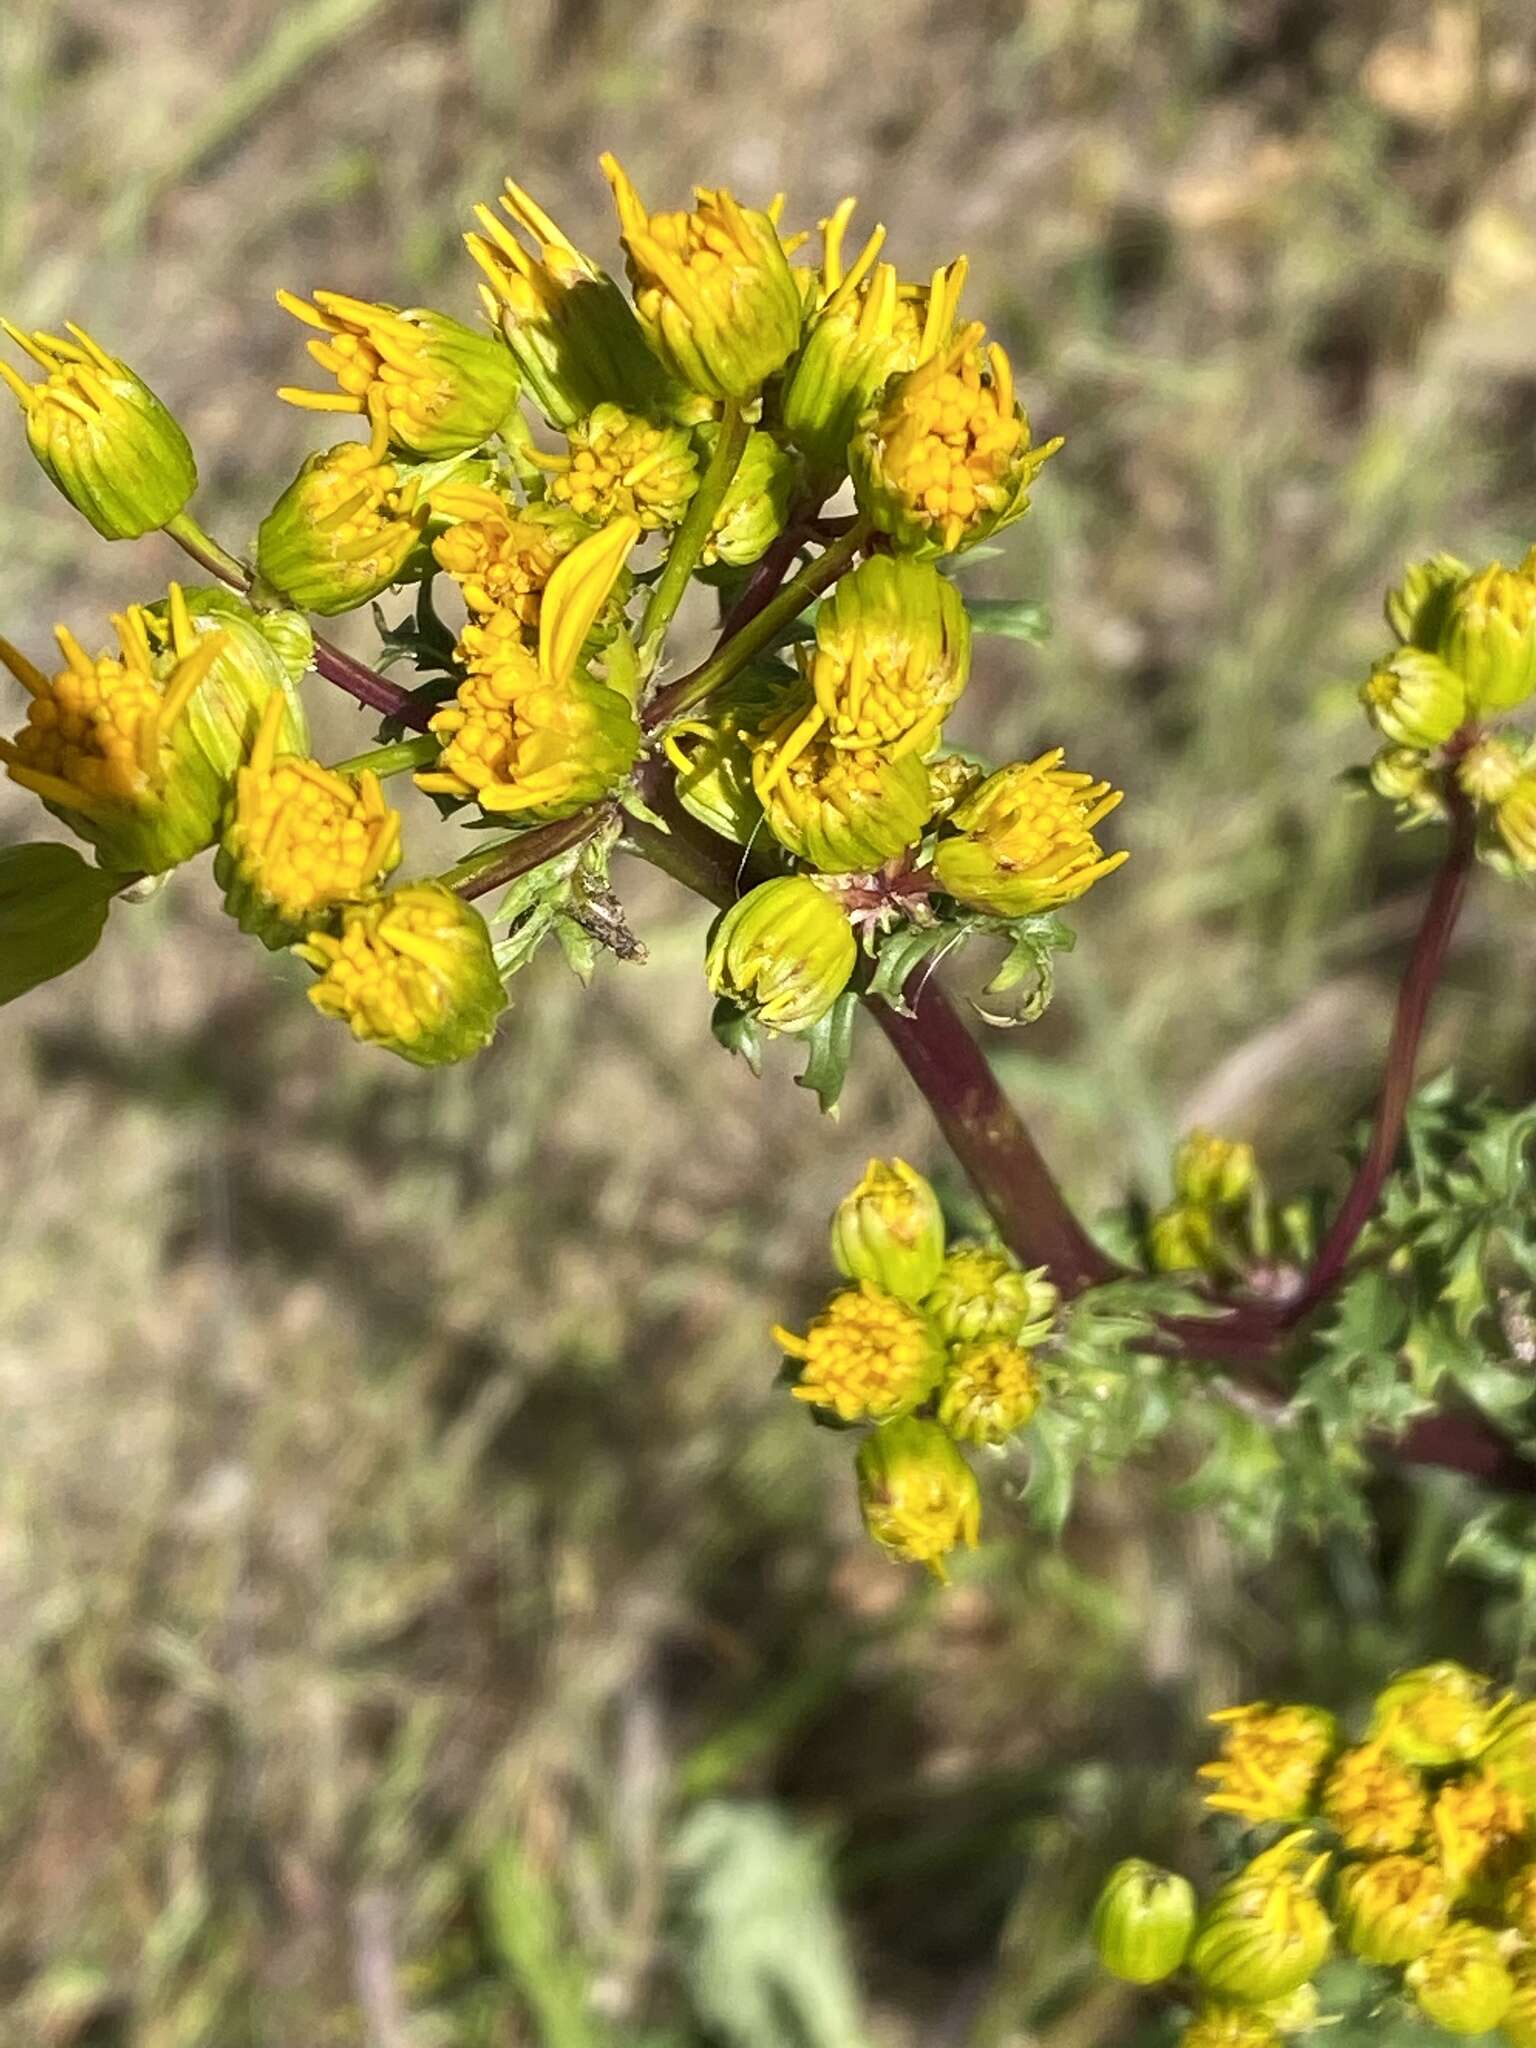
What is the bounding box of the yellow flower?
[1318,1742,1428,1856]
[1486,1704,1536,1805]
[849,324,1061,557]
[922,1242,1058,1347]
[255,406,428,617]
[1456,733,1525,807]
[431,487,598,632]
[0,318,196,539]
[535,402,699,531]
[0,586,245,874]
[466,175,685,429]
[1197,1703,1337,1825]
[698,423,800,569]
[1405,1922,1514,2036]
[1505,1954,1536,2048]
[275,288,520,457]
[1385,552,1469,649]
[855,1416,981,1580]
[1091,1859,1197,1985]
[1188,1832,1333,2005]
[932,748,1127,918]
[776,1280,944,1422]
[1334,1853,1450,1966]
[1369,743,1448,823]
[705,874,856,1035]
[831,1158,947,1303]
[216,693,401,948]
[753,700,934,873]
[936,1339,1041,1447]
[1370,1662,1501,1767]
[418,517,641,820]
[1439,553,1536,713]
[1148,1201,1217,1276]
[1177,2010,1281,2048]
[1503,1861,1536,1939]
[294,883,506,1067]
[1492,770,1536,872]
[1361,648,1467,750]
[601,153,805,402]
[1174,1130,1256,1208]
[1431,1767,1528,1893]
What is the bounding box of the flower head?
[1091,1859,1197,1985]
[1174,1130,1256,1208]
[1197,1703,1337,1825]
[216,694,402,948]
[418,517,642,819]
[601,154,804,403]
[1369,743,1449,823]
[1189,1833,1333,2005]
[922,1242,1058,1347]
[1385,552,1469,649]
[1484,1702,1536,1805]
[1361,648,1467,750]
[831,1157,947,1303]
[1370,1662,1501,1767]
[1503,1862,1536,1940]
[705,874,856,1035]
[537,402,698,531]
[1439,553,1536,713]
[275,289,520,457]
[1431,1767,1528,1893]
[698,423,799,569]
[1318,1742,1428,1856]
[294,882,506,1066]
[1405,1922,1514,2036]
[850,325,1060,557]
[466,175,686,429]
[0,318,196,539]
[661,664,784,845]
[753,703,934,873]
[776,1280,944,1422]
[1333,1854,1450,1965]
[1491,768,1536,872]
[936,1339,1042,1446]
[854,1416,980,1579]
[256,408,428,617]
[0,584,263,874]
[933,748,1127,917]
[431,487,602,635]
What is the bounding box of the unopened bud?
[705,874,856,1033]
[1090,1859,1197,1985]
[831,1157,946,1302]
[1405,1922,1513,2036]
[855,1415,981,1579]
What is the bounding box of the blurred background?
[3,2,1536,2041]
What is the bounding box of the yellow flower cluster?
[1096,1663,1536,2043]
[772,1157,1058,1580]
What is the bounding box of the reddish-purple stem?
[311,635,431,729]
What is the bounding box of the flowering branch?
[637,399,751,674]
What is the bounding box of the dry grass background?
[3,2,1536,2042]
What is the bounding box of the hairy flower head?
[275,289,519,457]
[855,1416,981,1579]
[936,1339,1041,1447]
[0,318,196,539]
[705,873,856,1035]
[294,882,505,1067]
[1318,1742,1428,1857]
[1197,1703,1337,1825]
[933,748,1127,917]
[776,1280,944,1423]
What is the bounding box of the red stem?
[310,634,431,729]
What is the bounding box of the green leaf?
[0,843,121,1005]
[796,991,858,1116]
[711,996,763,1075]
[972,912,1074,1028]
[960,597,1049,643]
[866,921,954,1013]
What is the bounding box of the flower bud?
[1333,1854,1450,1965]
[661,665,784,845]
[276,289,520,457]
[928,751,986,820]
[705,874,856,1034]
[0,585,285,874]
[933,749,1127,917]
[418,517,642,820]
[1505,1956,1536,2048]
[1483,1702,1536,1804]
[831,1157,946,1302]
[148,586,310,778]
[1188,1834,1333,2005]
[539,403,699,532]
[1090,1859,1197,1985]
[1177,2009,1281,2048]
[1149,1203,1217,1276]
[1385,552,1469,649]
[753,704,934,874]
[1457,732,1526,807]
[0,319,196,539]
[601,154,803,403]
[431,487,603,635]
[1369,1662,1499,1767]
[1431,1766,1527,1894]
[698,424,799,569]
[1438,556,1536,712]
[1405,1922,1513,2036]
[849,325,1061,558]
[1503,1861,1536,1940]
[777,1281,944,1424]
[256,413,429,617]
[294,883,506,1066]
[1197,1705,1337,1826]
[1369,743,1448,821]
[1361,648,1467,750]
[922,1242,1058,1347]
[216,695,402,949]
[467,176,693,430]
[854,1416,981,1579]
[1318,1742,1428,1856]
[1491,769,1536,872]
[936,1339,1041,1446]
[1174,1130,1255,1208]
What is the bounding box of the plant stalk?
[637,401,751,677]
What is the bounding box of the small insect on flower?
[1197,1703,1338,1825]
[854,1416,981,1580]
[932,748,1127,918]
[705,875,857,1036]
[776,1280,945,1423]
[0,318,196,539]
[275,289,521,458]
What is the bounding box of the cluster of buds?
[1145,1129,1312,1292]
[1094,1663,1536,2042]
[1362,551,1536,874]
[0,153,1124,1077]
[771,1157,1059,1578]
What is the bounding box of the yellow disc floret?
[537,403,698,531]
[933,749,1127,917]
[775,1280,944,1423]
[936,1339,1042,1446]
[431,486,599,635]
